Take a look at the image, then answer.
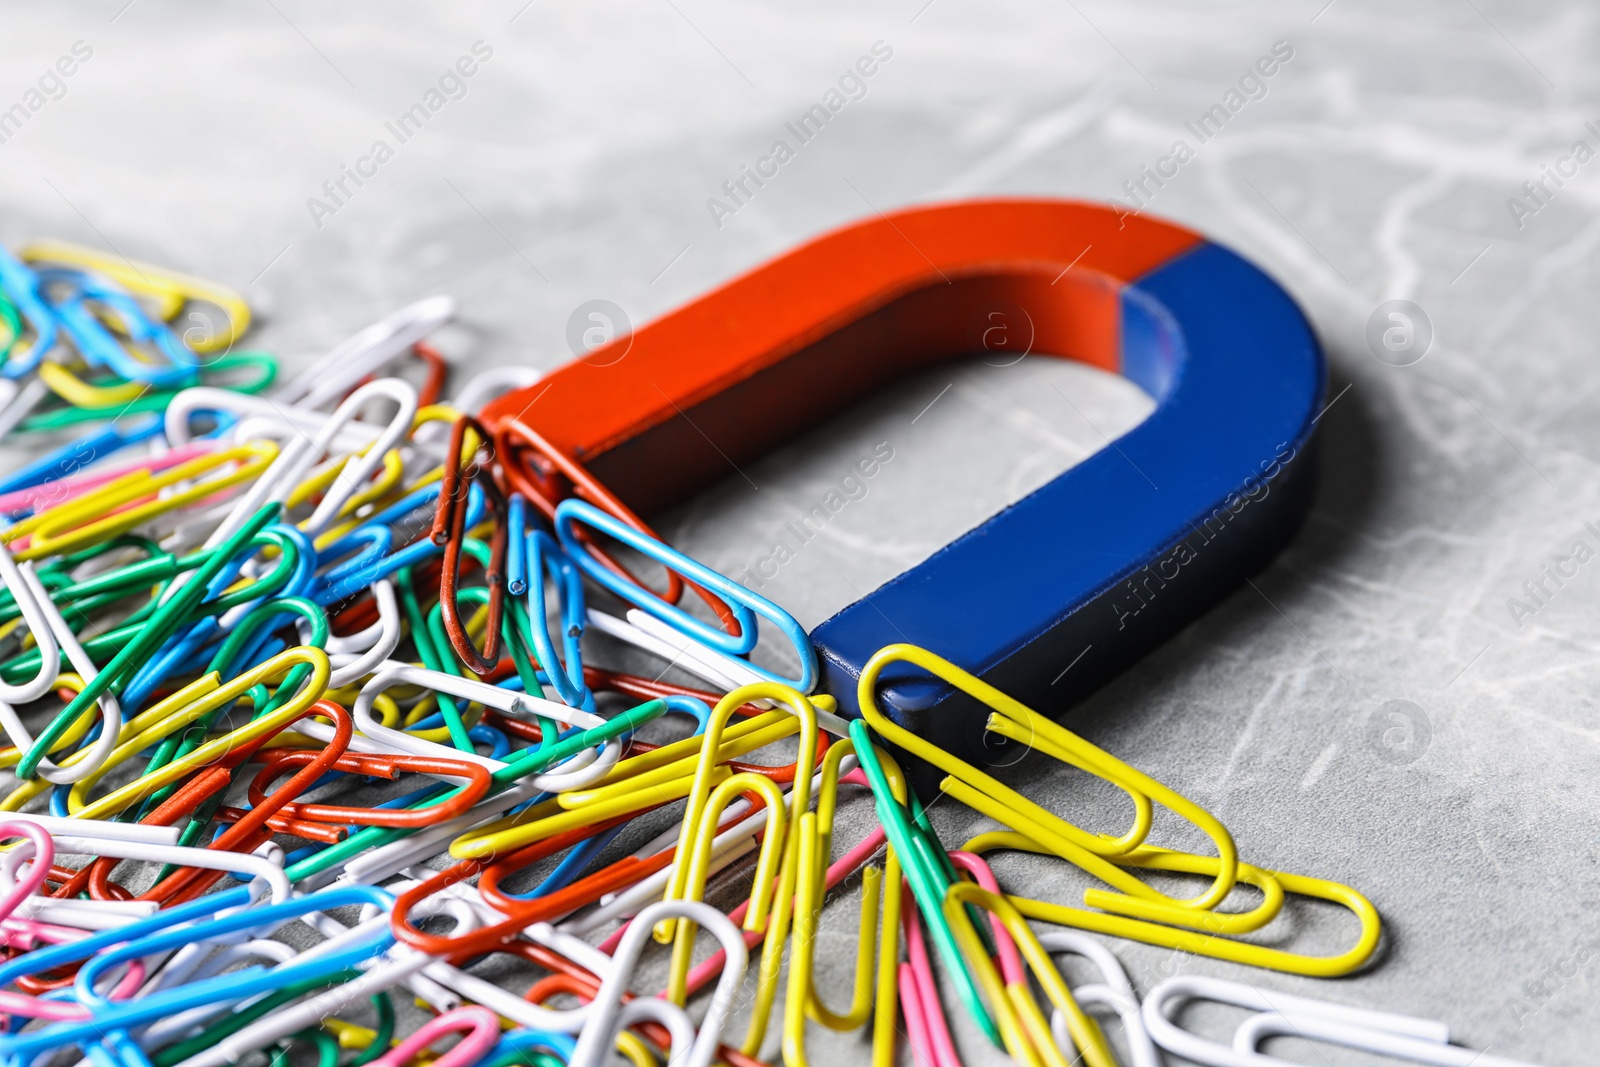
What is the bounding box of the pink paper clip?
[0,440,216,517]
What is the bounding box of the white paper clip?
[274,295,455,411]
[1143,974,1540,1067]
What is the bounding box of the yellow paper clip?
[859,642,1382,977]
[2,441,278,561]
[941,882,1115,1067]
[781,736,889,1067]
[665,770,786,1005]
[857,643,1240,925]
[21,238,251,353]
[2,646,328,817]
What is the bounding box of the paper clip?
[21,352,275,434]
[371,1006,500,1067]
[35,267,199,387]
[20,238,252,353]
[782,762,889,1067]
[433,414,507,676]
[858,642,1381,977]
[0,245,58,378]
[0,432,207,518]
[0,546,122,784]
[165,385,381,450]
[665,770,787,1004]
[1143,974,1538,1067]
[942,881,1115,1067]
[275,295,455,410]
[493,411,749,639]
[6,505,286,781]
[568,899,749,1067]
[34,643,329,818]
[0,543,62,705]
[1034,931,1159,1067]
[202,377,416,554]
[555,499,817,693]
[2,443,279,562]
[343,664,624,796]
[507,495,590,709]
[849,716,999,1047]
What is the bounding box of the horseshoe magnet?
[482,199,1324,765]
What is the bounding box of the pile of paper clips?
[0,239,1537,1067]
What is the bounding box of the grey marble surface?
[1,1,1596,1063]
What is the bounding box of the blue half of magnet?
[810,240,1325,771]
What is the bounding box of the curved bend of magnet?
[481,199,1325,770]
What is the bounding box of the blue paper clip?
[117,523,314,712]
[0,418,164,500]
[37,267,199,388]
[0,246,58,377]
[314,482,485,606]
[554,498,818,693]
[528,524,592,710]
[2,886,396,1064]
